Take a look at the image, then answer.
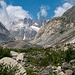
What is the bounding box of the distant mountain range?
[10,17,47,40]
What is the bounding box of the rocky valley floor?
[0,44,75,75]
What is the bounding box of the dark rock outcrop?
[0,22,15,42]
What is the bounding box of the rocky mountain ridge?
[31,6,75,48]
[0,22,15,42]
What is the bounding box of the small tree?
[64,47,73,62]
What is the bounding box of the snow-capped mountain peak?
[10,17,47,40]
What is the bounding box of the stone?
[53,70,59,74]
[52,66,57,70]
[53,70,62,75]
[58,71,65,75]
[70,59,75,65]
[10,51,18,59]
[0,57,26,75]
[65,69,73,75]
[40,66,52,75]
[33,66,38,72]
[16,53,25,62]
[72,71,75,75]
[57,66,61,70]
[61,62,72,70]
[64,46,68,51]
[70,60,75,70]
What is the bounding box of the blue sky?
[5,0,63,19]
[0,0,74,20]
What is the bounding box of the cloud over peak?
[64,0,75,5]
[0,0,32,29]
[54,2,73,17]
[37,5,49,19]
[7,5,32,20]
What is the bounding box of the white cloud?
[7,5,32,20]
[64,0,75,5]
[0,0,10,29]
[37,5,49,19]
[37,12,40,20]
[0,0,32,29]
[54,2,73,17]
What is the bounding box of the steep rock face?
[10,27,37,40]
[62,6,75,23]
[31,6,75,48]
[0,22,15,42]
[10,17,47,40]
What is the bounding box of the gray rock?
[53,70,62,75]
[40,66,52,75]
[61,62,72,70]
[58,71,65,75]
[0,57,26,75]
[72,71,75,75]
[10,51,18,59]
[70,59,75,65]
[65,69,73,75]
[33,66,38,72]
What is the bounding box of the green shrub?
[64,47,75,62]
[26,68,37,75]
[0,46,11,59]
[0,63,19,75]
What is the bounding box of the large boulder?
[0,57,26,75]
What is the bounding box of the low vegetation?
[0,46,11,59]
[0,63,19,75]
[0,44,75,74]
